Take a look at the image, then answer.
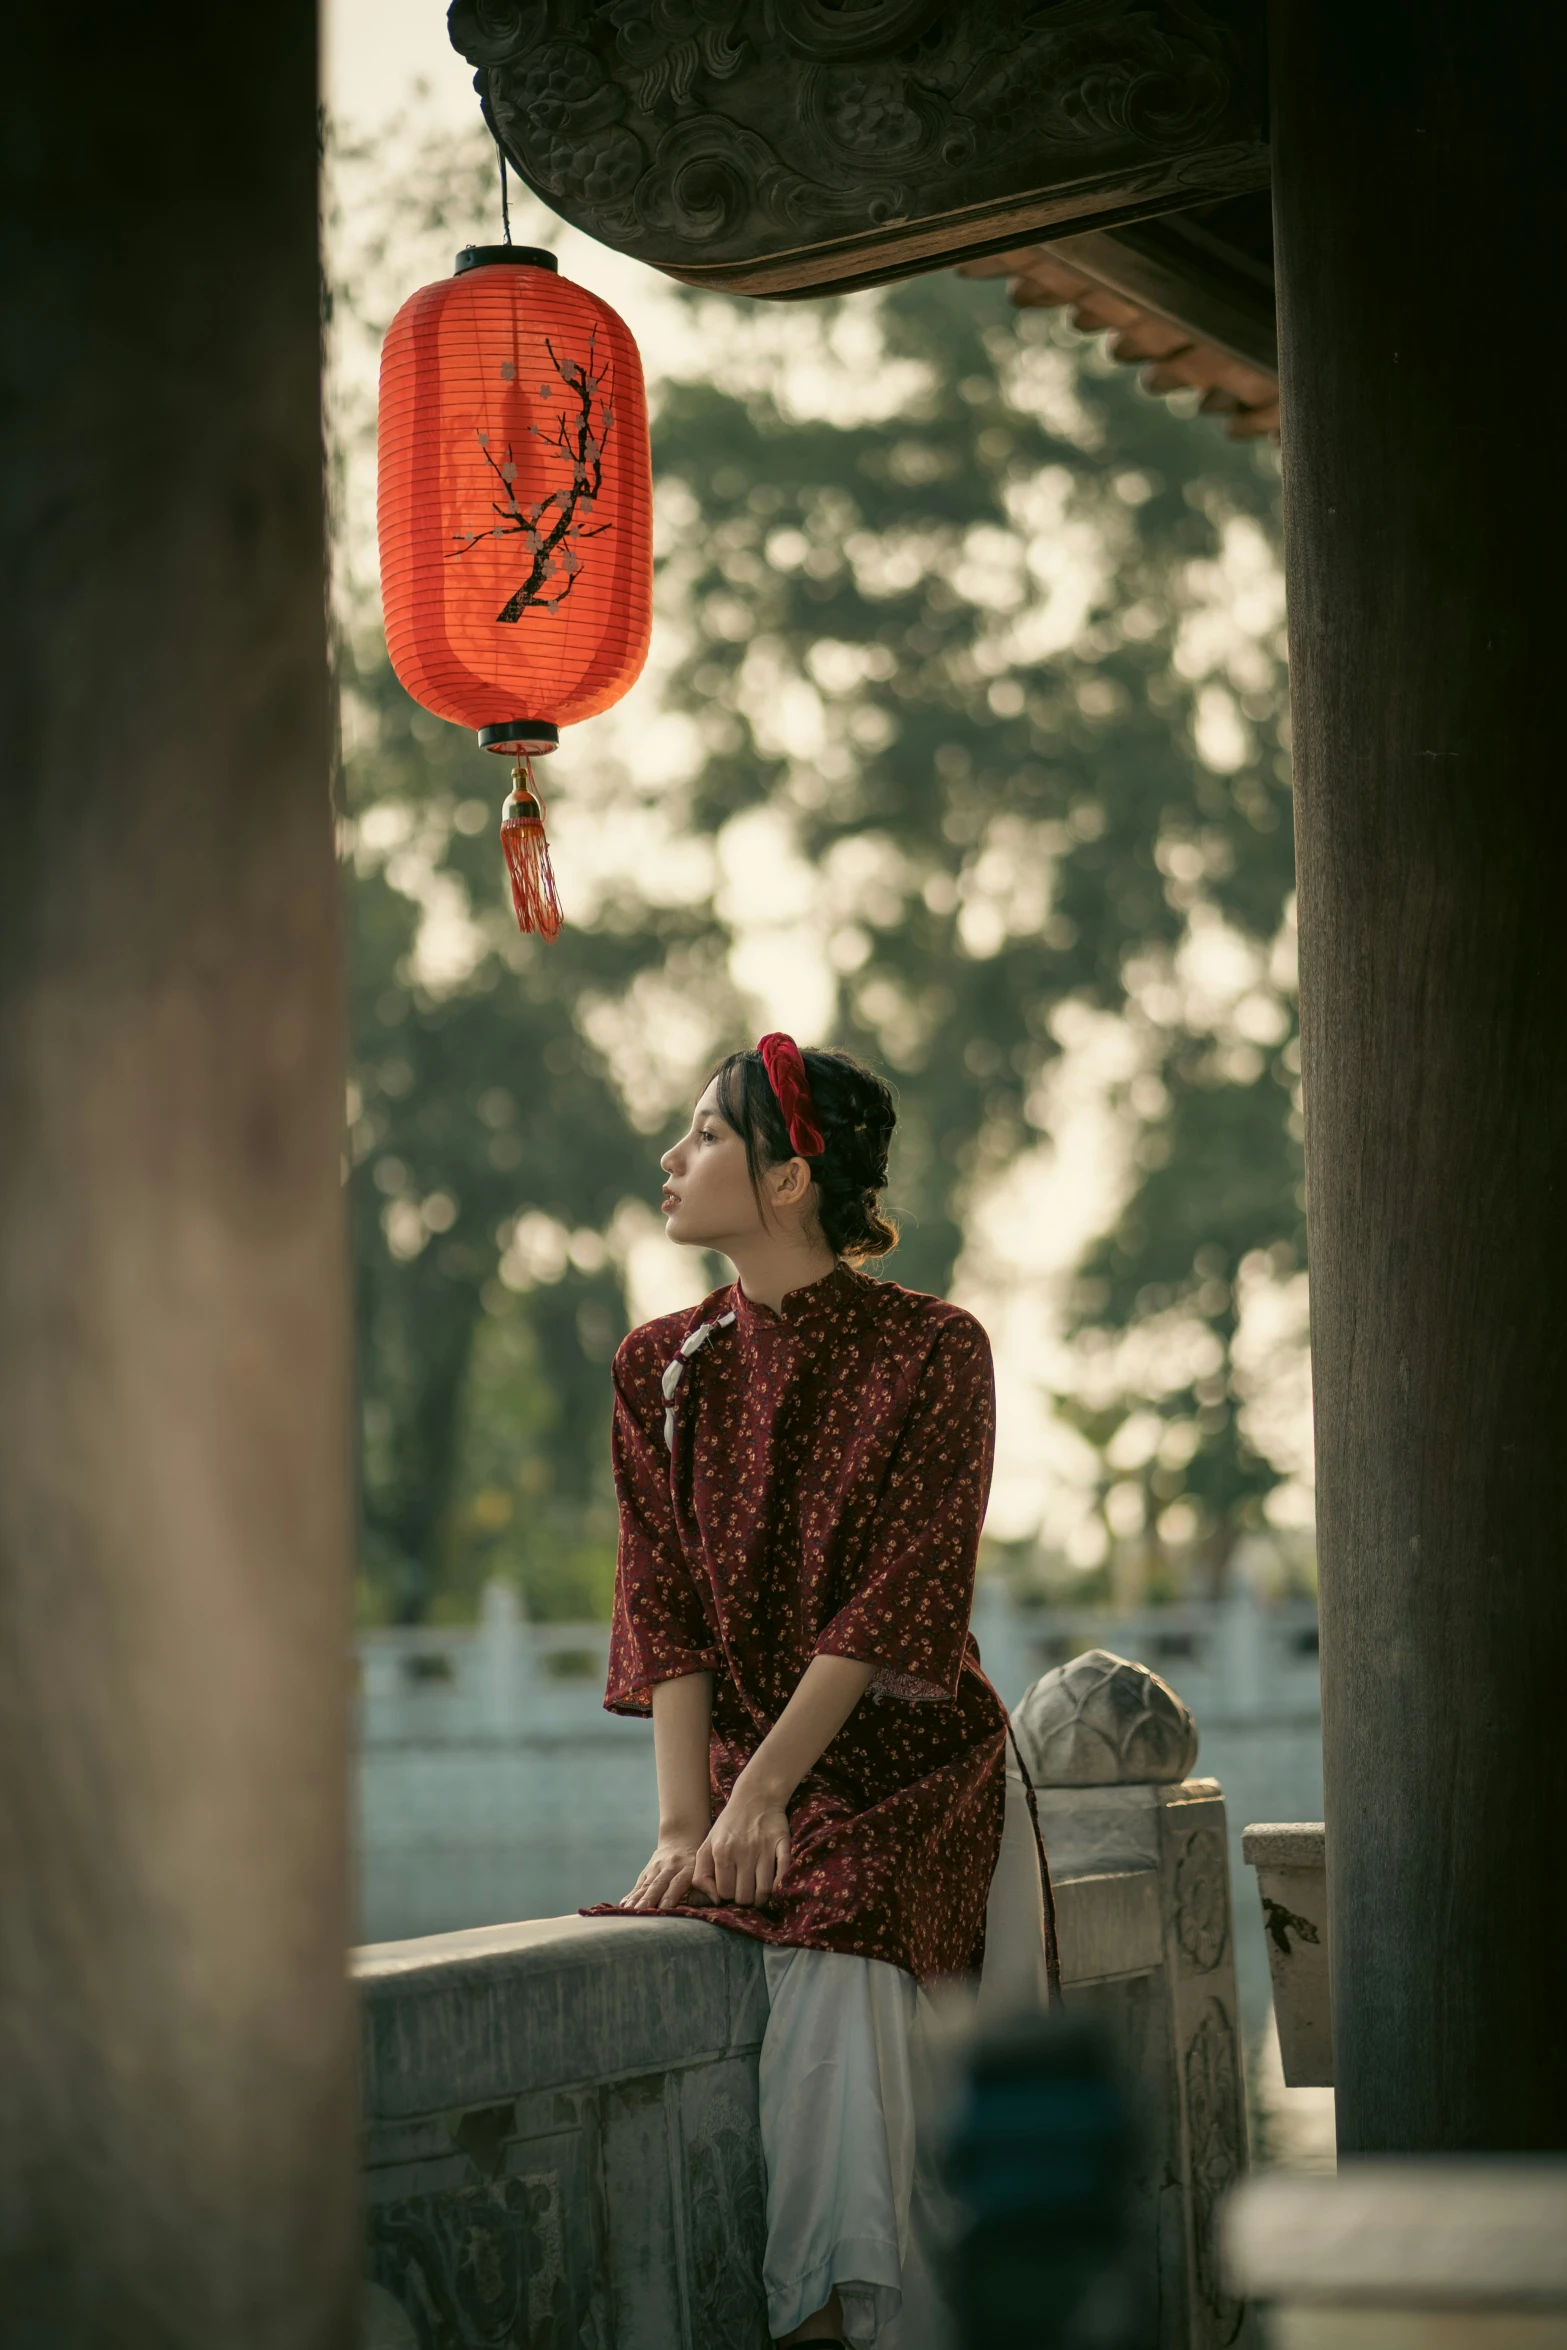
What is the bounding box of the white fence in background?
[356,1578,1322,1970]
[359,1585,617,1748]
[359,1576,1320,1747]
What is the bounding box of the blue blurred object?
[944,2011,1139,2350]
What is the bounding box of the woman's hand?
[620,1834,715,1912]
[631,1672,717,1911]
[693,1776,792,1907]
[634,1657,870,1911]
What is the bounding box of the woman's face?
[660,1082,766,1251]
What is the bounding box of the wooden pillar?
[1271,0,1567,2151]
[0,9,357,2340]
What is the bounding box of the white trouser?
[758,1748,1048,2347]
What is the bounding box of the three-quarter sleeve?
[603,1335,723,1716]
[811,1313,995,1703]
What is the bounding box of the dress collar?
[732,1261,864,1336]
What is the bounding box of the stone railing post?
[477,1577,531,1737]
[1015,1649,1249,2350]
[1241,1823,1331,2088]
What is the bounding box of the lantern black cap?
[479,721,559,755]
[456,245,558,275]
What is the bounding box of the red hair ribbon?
[757,1032,826,1158]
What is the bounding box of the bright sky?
[324,0,475,136]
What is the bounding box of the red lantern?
[377,245,653,936]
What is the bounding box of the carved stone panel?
[601,2071,687,2344]
[366,2166,583,2350]
[447,0,1269,297]
[1181,2000,1245,2347]
[1067,1969,1181,2350]
[678,2062,771,2349]
[1174,1825,1230,1976]
[1154,1782,1248,2350]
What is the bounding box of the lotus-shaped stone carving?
[1012,1647,1198,1786]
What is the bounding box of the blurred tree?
[331,118,1303,1612]
[342,643,728,1622]
[650,274,1300,1575]
[329,124,736,1626]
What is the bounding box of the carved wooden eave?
[962,215,1280,440]
[447,1,1270,308]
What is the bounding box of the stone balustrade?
[358,1657,1248,2350]
[357,1580,1322,1750]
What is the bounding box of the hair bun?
[797,1048,899,1262]
[711,1042,899,1265]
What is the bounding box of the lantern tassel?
[499,755,563,940]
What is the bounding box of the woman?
[594,1034,1056,2349]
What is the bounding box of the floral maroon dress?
[588,1263,1026,1983]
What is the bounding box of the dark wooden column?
[1272,0,1567,2152]
[0,9,357,2340]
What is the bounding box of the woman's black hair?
[710,1044,899,1265]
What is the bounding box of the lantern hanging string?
[499,752,563,940]
[495,136,512,246]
